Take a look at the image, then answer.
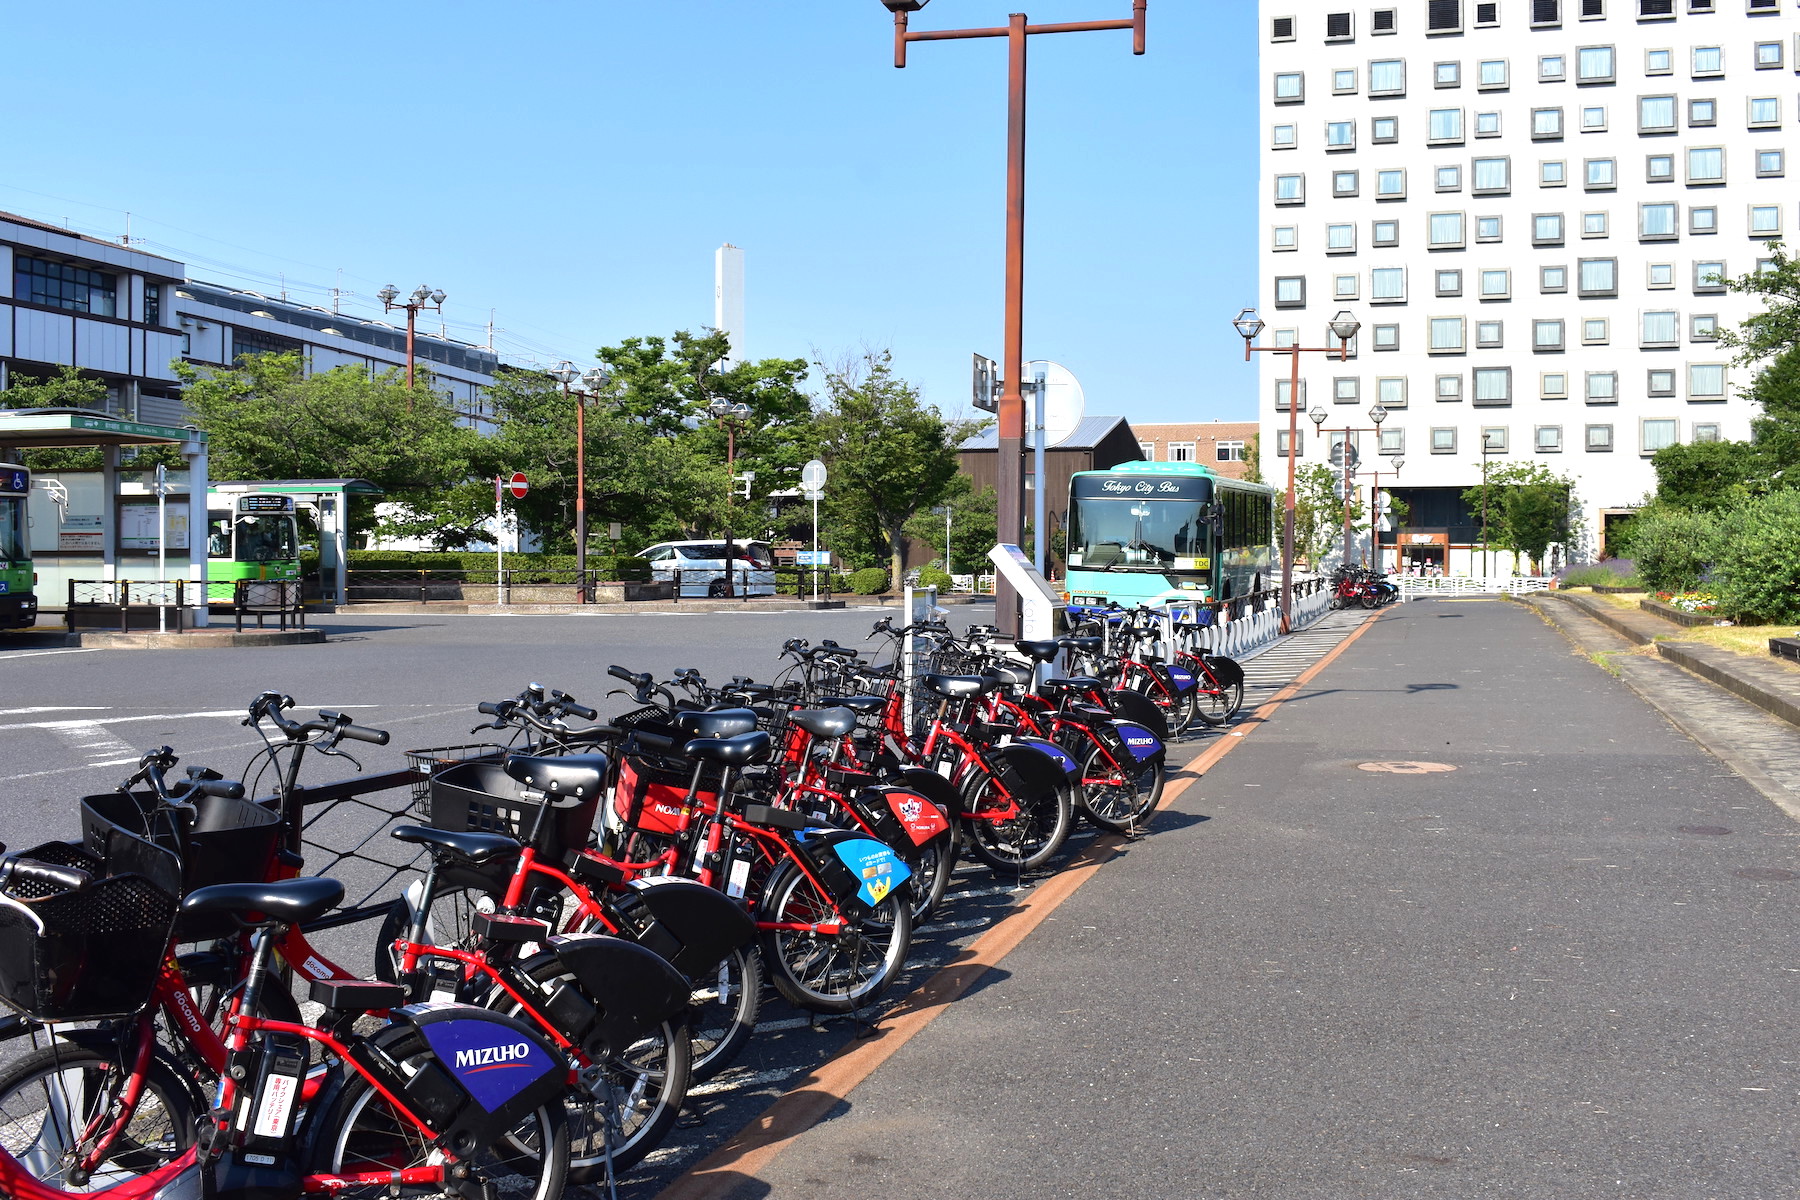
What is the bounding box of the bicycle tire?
[1075,743,1164,836]
[0,1042,197,1191]
[1126,668,1197,739]
[959,767,1073,874]
[907,827,960,924]
[1193,676,1245,727]
[686,945,762,1084]
[299,1023,568,1200]
[759,861,912,1015]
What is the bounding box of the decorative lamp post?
[883,0,1147,636]
[378,284,446,403]
[1241,308,1356,633]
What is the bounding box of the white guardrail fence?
[1396,576,1554,601]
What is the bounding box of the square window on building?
[1757,149,1785,177]
[1430,316,1467,352]
[1216,440,1247,462]
[1541,159,1568,186]
[1380,426,1406,454]
[1335,273,1361,299]
[1432,427,1458,453]
[1275,174,1305,203]
[1326,120,1357,148]
[1275,72,1305,102]
[1275,429,1306,456]
[1270,14,1297,40]
[1533,107,1565,138]
[1327,11,1356,40]
[1577,45,1616,82]
[1334,377,1361,403]
[1692,422,1721,443]
[1438,373,1465,401]
[1690,206,1718,233]
[1646,47,1673,74]
[1429,107,1465,143]
[1377,169,1407,197]
[1646,154,1676,182]
[1686,146,1725,184]
[1437,165,1463,191]
[1274,328,1299,347]
[1578,256,1618,295]
[1693,259,1727,291]
[1481,426,1509,453]
[1648,261,1675,287]
[1477,320,1505,348]
[1477,215,1504,241]
[1479,59,1509,88]
[1540,54,1567,81]
[1647,368,1678,395]
[1474,366,1512,404]
[1585,157,1617,188]
[1639,95,1677,132]
[1168,441,1197,462]
[1327,222,1356,252]
[1373,116,1400,142]
[1373,219,1400,247]
[1537,425,1564,451]
[1275,378,1307,407]
[1534,212,1567,244]
[1377,376,1408,408]
[1584,316,1611,343]
[1755,40,1783,68]
[1587,424,1614,451]
[1586,371,1619,402]
[1373,323,1401,350]
[1369,58,1406,95]
[1536,318,1567,349]
[1372,6,1400,32]
[1750,205,1782,236]
[1481,268,1511,297]
[1689,363,1727,398]
[1334,68,1359,93]
[1641,418,1679,453]
[1371,266,1407,301]
[1748,96,1781,128]
[1689,98,1717,127]
[1334,170,1360,196]
[1437,268,1464,295]
[1641,310,1679,345]
[1273,225,1299,251]
[1542,372,1570,399]
[1275,276,1307,307]
[1581,106,1608,132]
[1436,61,1462,87]
[1542,264,1569,292]
[1472,157,1509,193]
[1692,45,1723,77]
[1272,123,1298,148]
[1429,211,1466,247]
[1691,312,1719,339]
[1583,210,1610,237]
[1640,201,1679,239]
[1476,110,1503,136]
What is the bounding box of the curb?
[72,629,327,649]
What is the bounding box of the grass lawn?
[1657,623,1800,661]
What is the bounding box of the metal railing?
[1398,575,1554,600]
[65,580,188,633]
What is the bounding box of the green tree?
[1288,463,1365,568]
[817,351,961,584]
[1710,490,1800,622]
[0,366,183,472]
[903,476,997,576]
[1461,463,1578,574]
[1716,241,1800,364]
[174,353,485,543]
[1647,439,1765,513]
[1240,433,1264,485]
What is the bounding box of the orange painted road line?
[655,609,1388,1200]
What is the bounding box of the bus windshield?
[1067,497,1211,572]
[0,498,23,564]
[234,515,297,562]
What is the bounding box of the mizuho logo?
[454,1042,533,1070]
[1126,737,1156,747]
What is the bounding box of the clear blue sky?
[3,1,1258,424]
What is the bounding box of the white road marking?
[0,707,110,716]
[49,722,137,763]
[0,649,103,661]
[0,711,242,732]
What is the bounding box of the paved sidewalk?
[672,600,1800,1200]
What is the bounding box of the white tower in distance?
[715,243,745,368]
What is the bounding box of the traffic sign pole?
[801,459,827,602]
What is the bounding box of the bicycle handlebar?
[0,856,93,894]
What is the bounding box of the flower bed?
[1656,591,1717,614]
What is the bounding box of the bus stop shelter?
[206,479,383,604]
[0,407,211,626]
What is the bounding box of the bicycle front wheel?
[1192,673,1245,727]
[960,768,1073,874]
[760,861,912,1014]
[0,1042,197,1191]
[688,945,763,1083]
[300,1025,568,1200]
[1075,743,1164,836]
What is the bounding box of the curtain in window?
[1579,259,1615,292]
[1371,268,1405,299]
[1474,369,1510,402]
[1429,108,1462,140]
[1639,96,1673,128]
[1430,319,1463,350]
[1429,213,1463,244]
[1369,59,1403,91]
[1473,158,1508,190]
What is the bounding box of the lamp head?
[582,366,611,390]
[1368,403,1388,426]
[429,289,446,306]
[1329,309,1362,341]
[377,284,399,306]
[410,285,433,306]
[879,0,930,10]
[730,402,752,419]
[1232,307,1265,342]
[551,361,577,386]
[1308,406,1329,428]
[708,398,729,416]
[1392,457,1405,472]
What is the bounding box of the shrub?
[1559,565,1642,589]
[917,567,955,592]
[850,567,890,595]
[1617,506,1718,593]
[1709,491,1800,623]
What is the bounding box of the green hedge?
[1618,507,1718,593]
[1711,491,1800,623]
[850,567,890,595]
[917,567,954,591]
[308,551,651,583]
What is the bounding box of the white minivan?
[638,539,777,597]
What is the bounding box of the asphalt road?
[740,599,1800,1200]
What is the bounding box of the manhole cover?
[1357,761,1457,774]
[1677,825,1732,836]
[1735,867,1797,881]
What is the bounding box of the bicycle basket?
[612,755,710,837]
[429,760,601,863]
[404,744,508,813]
[0,842,177,1021]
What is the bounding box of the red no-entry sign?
[508,472,529,499]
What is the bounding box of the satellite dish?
[1024,360,1086,447]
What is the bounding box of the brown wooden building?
[956,415,1145,542]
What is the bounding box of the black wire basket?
[403,744,509,814]
[0,841,177,1022]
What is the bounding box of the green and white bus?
[1064,461,1277,607]
[0,464,37,630]
[205,490,300,601]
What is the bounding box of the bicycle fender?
[896,766,964,820]
[376,1006,568,1155]
[990,742,1069,800]
[1009,735,1080,778]
[1203,655,1245,687]
[534,933,691,1058]
[1112,721,1166,765]
[614,876,756,980]
[1103,688,1169,742]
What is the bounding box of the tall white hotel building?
[1257,0,1793,571]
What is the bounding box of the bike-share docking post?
[901,583,945,739]
[987,543,1066,688]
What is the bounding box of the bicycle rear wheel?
[760,861,911,1014]
[960,769,1072,874]
[687,945,762,1083]
[0,1042,196,1191]
[1075,743,1165,835]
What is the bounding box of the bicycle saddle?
[817,694,885,714]
[674,708,758,739]
[1057,636,1103,653]
[1014,639,1061,662]
[787,707,858,739]
[985,664,1034,688]
[180,876,344,927]
[390,824,520,866]
[503,752,609,802]
[922,674,994,699]
[682,731,772,766]
[1041,676,1104,693]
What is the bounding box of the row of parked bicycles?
[1328,566,1400,610]
[0,609,1247,1200]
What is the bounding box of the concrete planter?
[1593,585,1646,595]
[1771,637,1800,665]
[1639,597,1720,628]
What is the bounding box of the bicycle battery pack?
[387,1004,568,1153]
[533,931,691,1058]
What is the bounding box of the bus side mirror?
[1207,503,1225,535]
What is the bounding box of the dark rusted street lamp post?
[882,0,1146,635]
[377,284,445,406]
